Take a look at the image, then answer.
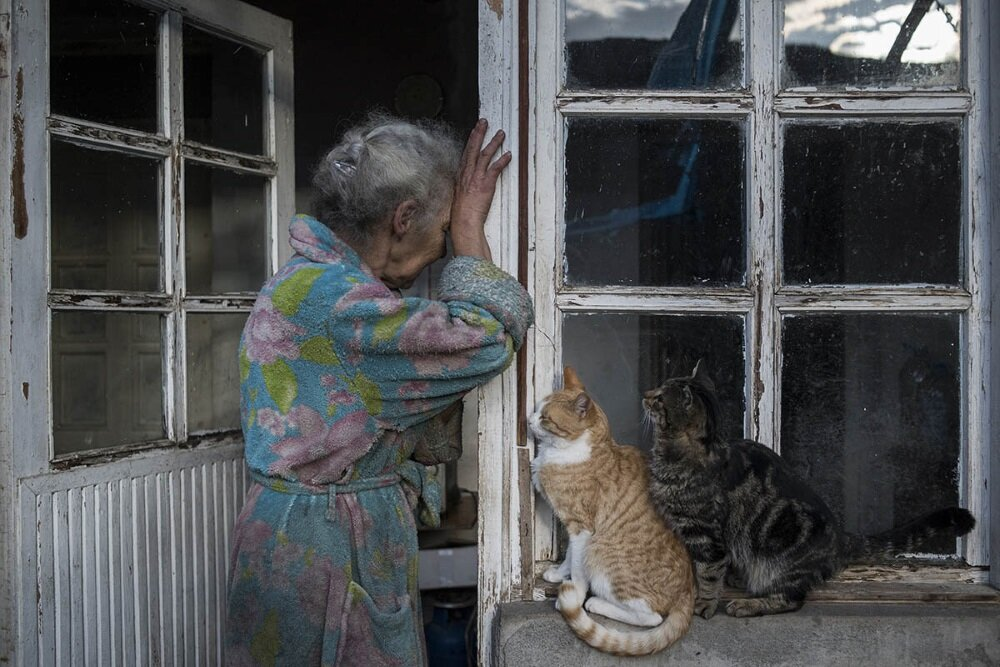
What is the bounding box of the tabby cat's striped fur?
[530,367,694,656]
[645,362,976,618]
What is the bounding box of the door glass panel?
[565,0,743,89]
[781,313,960,555]
[186,313,247,434]
[782,121,961,285]
[52,312,164,456]
[50,0,160,131]
[51,140,161,292]
[565,117,745,287]
[184,23,265,155]
[562,313,745,450]
[783,0,961,89]
[185,164,268,294]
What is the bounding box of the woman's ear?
[391,200,420,238]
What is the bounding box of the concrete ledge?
[497,600,1000,666]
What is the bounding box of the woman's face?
[382,200,451,290]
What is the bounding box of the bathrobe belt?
[250,459,442,527]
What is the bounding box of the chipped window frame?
[518,0,995,600]
[12,0,294,470]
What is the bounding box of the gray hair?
[311,113,461,249]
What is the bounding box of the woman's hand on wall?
[450,119,512,262]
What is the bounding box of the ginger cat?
[529,367,695,657]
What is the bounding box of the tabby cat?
[530,367,695,657]
[644,361,976,618]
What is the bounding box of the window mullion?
[963,0,991,567]
[747,0,780,449]
[164,10,185,444]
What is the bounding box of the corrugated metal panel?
[20,453,249,666]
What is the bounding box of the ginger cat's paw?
[543,564,569,583]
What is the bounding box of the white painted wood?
[47,115,172,157]
[558,96,752,115]
[963,0,991,567]
[0,0,15,659]
[519,0,992,601]
[18,451,249,665]
[989,0,1000,591]
[529,0,563,576]
[747,0,780,449]
[775,94,970,116]
[558,291,754,312]
[478,0,522,661]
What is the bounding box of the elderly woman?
[226,115,533,665]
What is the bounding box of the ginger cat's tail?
[556,582,693,657]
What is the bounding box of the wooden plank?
[964,0,992,568]
[558,291,753,313]
[36,491,55,667]
[747,0,779,449]
[48,115,171,157]
[989,0,1000,590]
[0,0,14,657]
[118,480,137,667]
[557,96,752,115]
[180,142,276,176]
[81,485,97,666]
[107,481,121,667]
[53,490,70,666]
[478,0,523,659]
[94,483,111,666]
[775,94,970,116]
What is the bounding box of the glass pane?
[184,24,265,155]
[562,313,745,450]
[187,313,247,434]
[52,312,164,456]
[783,0,961,89]
[565,0,743,89]
[783,121,961,285]
[185,164,268,294]
[51,140,161,291]
[565,117,745,287]
[50,0,159,131]
[781,313,960,555]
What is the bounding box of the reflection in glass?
[187,313,247,434]
[565,0,742,89]
[185,164,268,294]
[184,23,265,154]
[51,140,161,292]
[565,117,745,287]
[52,312,165,456]
[50,0,160,131]
[782,121,961,285]
[562,313,745,450]
[781,313,960,555]
[783,0,961,88]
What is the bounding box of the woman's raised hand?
[449,119,512,261]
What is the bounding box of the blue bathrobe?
[226,215,533,666]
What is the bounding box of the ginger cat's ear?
[563,366,585,391]
[574,392,591,418]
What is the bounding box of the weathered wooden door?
[3,0,293,663]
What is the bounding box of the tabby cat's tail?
[848,507,975,560]
[556,582,693,657]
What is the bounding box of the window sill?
[500,588,1000,666]
[533,562,997,604]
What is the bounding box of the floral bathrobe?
[226,215,533,666]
